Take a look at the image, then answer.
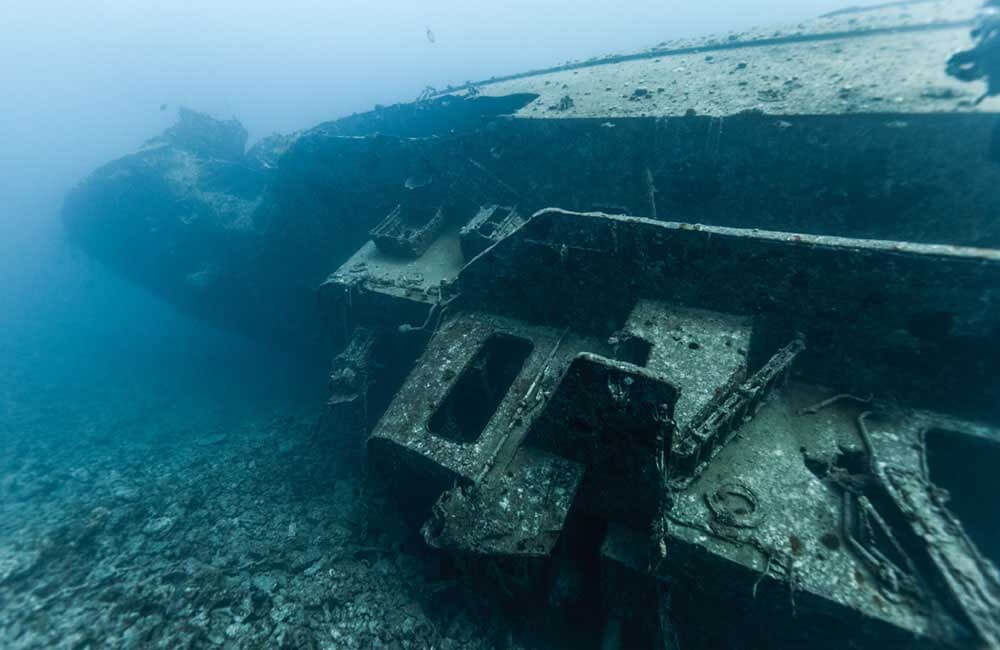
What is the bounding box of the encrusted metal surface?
[460,208,1000,420]
[620,301,752,430]
[658,383,963,647]
[422,447,584,557]
[367,312,604,495]
[462,0,1000,118]
[671,335,805,482]
[460,204,525,260]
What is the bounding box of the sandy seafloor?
[0,239,527,649]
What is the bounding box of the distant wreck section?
[62,97,538,349]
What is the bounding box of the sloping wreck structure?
[64,0,1000,647]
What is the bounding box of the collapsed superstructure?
[314,3,1000,648]
[323,202,1000,648]
[62,0,1000,647]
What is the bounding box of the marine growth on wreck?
[5,0,1000,648]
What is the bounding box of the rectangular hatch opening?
[428,333,533,443]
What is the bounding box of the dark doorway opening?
[429,333,533,443]
[925,428,1000,565]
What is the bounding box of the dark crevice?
[925,428,1000,566]
[428,334,533,443]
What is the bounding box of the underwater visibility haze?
[3,0,1000,648]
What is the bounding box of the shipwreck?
[63,1,1000,647]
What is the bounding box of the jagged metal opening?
[615,335,653,367]
[428,333,533,443]
[473,206,514,238]
[925,428,1000,565]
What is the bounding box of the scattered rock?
[142,516,175,535]
[197,433,227,446]
[0,407,523,649]
[252,574,278,594]
[0,549,41,585]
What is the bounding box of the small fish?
[160,103,167,111]
[425,27,435,44]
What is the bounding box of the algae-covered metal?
[320,201,1000,648]
[308,4,1000,647]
